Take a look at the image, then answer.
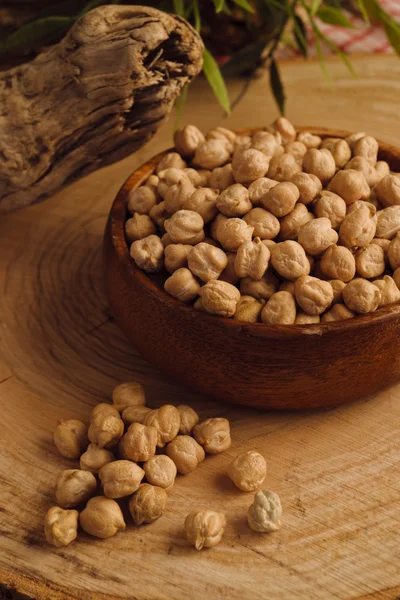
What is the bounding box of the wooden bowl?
[103,127,400,410]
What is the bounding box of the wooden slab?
[1,54,400,600]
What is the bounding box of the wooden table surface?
[0,54,400,600]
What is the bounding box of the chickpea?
[164,178,195,214]
[328,169,370,204]
[194,139,230,170]
[219,252,240,285]
[290,172,322,205]
[345,131,366,149]
[330,279,346,304]
[193,418,231,454]
[122,405,152,426]
[261,239,277,251]
[372,237,391,253]
[146,174,159,187]
[149,201,169,233]
[125,214,156,243]
[234,237,270,280]
[164,244,192,274]
[119,422,158,462]
[227,450,267,491]
[184,168,210,187]
[298,218,338,256]
[185,510,226,550]
[144,405,181,448]
[174,124,205,157]
[314,191,347,230]
[302,148,336,184]
[321,304,355,322]
[375,161,390,180]
[80,497,126,539]
[44,506,79,547]
[251,131,279,157]
[234,295,265,322]
[232,148,270,184]
[166,435,205,474]
[345,156,379,187]
[216,183,252,218]
[339,202,377,248]
[261,181,300,218]
[187,243,227,282]
[216,217,254,252]
[279,204,313,241]
[54,419,88,459]
[80,443,115,474]
[99,460,145,498]
[165,210,204,244]
[294,276,334,315]
[343,278,381,314]
[393,267,400,290]
[130,235,164,273]
[375,206,400,239]
[198,280,241,318]
[243,207,280,240]
[284,141,307,163]
[355,244,386,278]
[271,117,296,143]
[240,271,279,300]
[55,469,97,509]
[297,131,322,149]
[210,213,228,242]
[88,403,124,449]
[177,405,199,435]
[128,185,159,215]
[165,267,201,303]
[156,152,186,174]
[207,126,236,152]
[320,137,351,167]
[270,241,310,281]
[209,164,235,191]
[183,188,219,223]
[143,455,177,492]
[353,135,379,165]
[161,233,173,247]
[267,153,301,182]
[248,490,282,533]
[248,177,279,208]
[261,291,296,325]
[235,134,252,152]
[320,245,356,282]
[387,233,400,270]
[373,275,400,306]
[376,174,400,207]
[295,312,320,324]
[158,167,188,187]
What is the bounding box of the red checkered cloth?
[277,0,400,57]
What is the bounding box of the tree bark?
[0,5,203,213]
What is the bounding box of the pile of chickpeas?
[126,118,400,324]
[44,382,281,551]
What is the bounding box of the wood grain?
[0,55,400,600]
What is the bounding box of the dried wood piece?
[0,5,203,213]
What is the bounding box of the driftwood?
[0,5,203,213]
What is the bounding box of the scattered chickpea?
[294,276,334,316]
[79,497,126,539]
[188,243,228,282]
[227,450,267,491]
[248,177,278,206]
[55,469,97,509]
[99,460,144,499]
[44,506,79,547]
[166,435,205,474]
[343,278,381,314]
[279,204,314,241]
[321,304,355,322]
[143,455,177,492]
[373,275,400,306]
[164,244,193,274]
[80,443,115,474]
[130,235,164,273]
[234,295,265,322]
[232,148,270,184]
[314,191,347,230]
[261,291,296,325]
[156,152,186,174]
[88,403,124,449]
[355,244,386,278]
[144,405,181,448]
[234,238,270,280]
[243,207,280,240]
[295,312,320,324]
[128,185,159,215]
[164,268,201,303]
[247,490,282,533]
[375,174,400,208]
[183,188,219,224]
[267,153,301,182]
[320,245,356,282]
[122,406,152,426]
[298,217,338,256]
[375,206,400,239]
[185,510,226,550]
[174,124,205,157]
[193,418,231,454]
[165,210,204,245]
[119,422,158,462]
[177,405,200,435]
[240,271,278,300]
[54,419,88,459]
[270,241,310,280]
[290,172,322,205]
[328,169,369,204]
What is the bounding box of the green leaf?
[293,14,308,57]
[362,0,380,21]
[316,6,355,28]
[192,0,201,31]
[232,0,255,13]
[202,48,231,115]
[355,0,370,23]
[384,19,400,55]
[0,16,75,55]
[315,38,332,84]
[212,0,226,13]
[174,84,189,130]
[173,0,185,16]
[269,59,285,115]
[221,39,267,76]
[311,0,323,15]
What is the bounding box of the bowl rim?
[109,125,400,339]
